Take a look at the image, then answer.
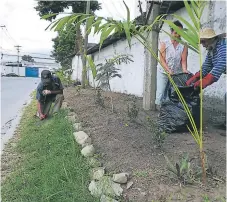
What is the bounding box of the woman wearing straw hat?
[186,28,226,89]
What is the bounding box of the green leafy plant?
[56,68,74,86]
[133,170,149,178]
[85,55,97,89]
[202,195,211,202]
[127,96,139,121]
[51,24,78,70]
[164,154,201,185]
[95,88,105,107]
[44,0,207,183]
[75,85,82,95]
[85,55,105,107]
[96,54,133,91]
[147,117,167,148]
[96,54,133,112]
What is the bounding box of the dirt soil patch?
[65,87,226,202]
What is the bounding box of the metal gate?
[25,67,39,77]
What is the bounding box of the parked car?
[5,73,19,77]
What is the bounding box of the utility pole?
[0,25,6,67]
[15,45,22,75]
[143,1,160,110]
[81,0,91,88]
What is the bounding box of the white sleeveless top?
[157,39,185,73]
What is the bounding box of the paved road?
[1,77,39,152]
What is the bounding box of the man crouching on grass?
[36,70,64,120]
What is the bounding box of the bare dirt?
[64,87,226,202]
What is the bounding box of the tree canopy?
[51,24,79,70]
[22,55,35,62]
[35,1,101,21]
[35,1,101,70]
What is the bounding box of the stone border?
[63,102,132,202]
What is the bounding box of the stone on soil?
[81,145,95,157]
[67,115,77,122]
[88,157,102,167]
[88,177,123,198]
[73,123,82,131]
[62,102,68,109]
[112,173,129,184]
[100,195,118,202]
[90,167,105,180]
[74,131,91,147]
[126,181,134,189]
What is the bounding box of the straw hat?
[200,28,226,39]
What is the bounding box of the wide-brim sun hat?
[200,28,226,39]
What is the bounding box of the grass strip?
[2,98,96,202]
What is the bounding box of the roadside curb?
[64,101,131,202]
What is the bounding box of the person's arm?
[44,77,64,95]
[181,46,188,73]
[159,42,173,74]
[194,43,226,89]
[186,53,212,86]
[49,89,63,95]
[209,43,226,81]
[36,84,46,119]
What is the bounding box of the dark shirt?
[36,76,63,103]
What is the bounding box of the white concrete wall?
[88,37,145,96]
[1,65,25,76]
[19,67,25,77]
[71,55,83,82]
[159,1,226,100]
[71,1,226,102]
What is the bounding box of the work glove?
[186,72,200,86]
[194,73,215,89]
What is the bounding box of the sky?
[0,0,146,63]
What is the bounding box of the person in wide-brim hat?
[186,27,226,128]
[199,28,226,50]
[186,27,226,89]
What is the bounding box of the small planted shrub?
[147,117,167,148]
[127,96,139,122]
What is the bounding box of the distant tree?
[35,1,101,21]
[51,24,79,70]
[22,55,35,62]
[35,1,101,69]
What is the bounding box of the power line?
[5,27,18,45]
[0,26,52,57]
[20,51,52,56]
[0,26,17,46]
[0,47,53,57]
[2,53,55,60]
[2,30,16,47]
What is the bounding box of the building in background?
[1,53,60,77]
